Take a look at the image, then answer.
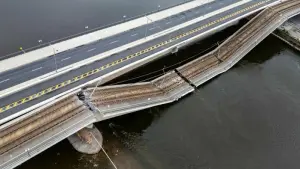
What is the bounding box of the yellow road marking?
[0,0,271,114]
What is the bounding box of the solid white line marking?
[61,57,71,62]
[87,48,96,52]
[32,67,43,72]
[180,16,185,20]
[166,21,172,24]
[131,33,138,37]
[109,40,119,45]
[0,79,10,84]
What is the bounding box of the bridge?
[0,0,279,123]
[0,0,298,168]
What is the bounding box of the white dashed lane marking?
[32,67,43,72]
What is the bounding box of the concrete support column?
[68,124,103,154]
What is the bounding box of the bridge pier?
[68,124,103,154]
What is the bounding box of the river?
[3,0,300,169]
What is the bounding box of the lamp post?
[123,15,127,21]
[144,16,151,39]
[49,43,58,72]
[53,48,58,72]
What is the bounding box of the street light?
[157,5,161,12]
[123,15,127,21]
[53,48,58,72]
[49,43,59,72]
[85,26,89,29]
[144,16,151,39]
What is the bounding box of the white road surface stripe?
[87,48,96,52]
[32,67,43,72]
[61,57,71,61]
[109,40,119,44]
[0,79,10,84]
[131,33,138,37]
[166,21,172,24]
